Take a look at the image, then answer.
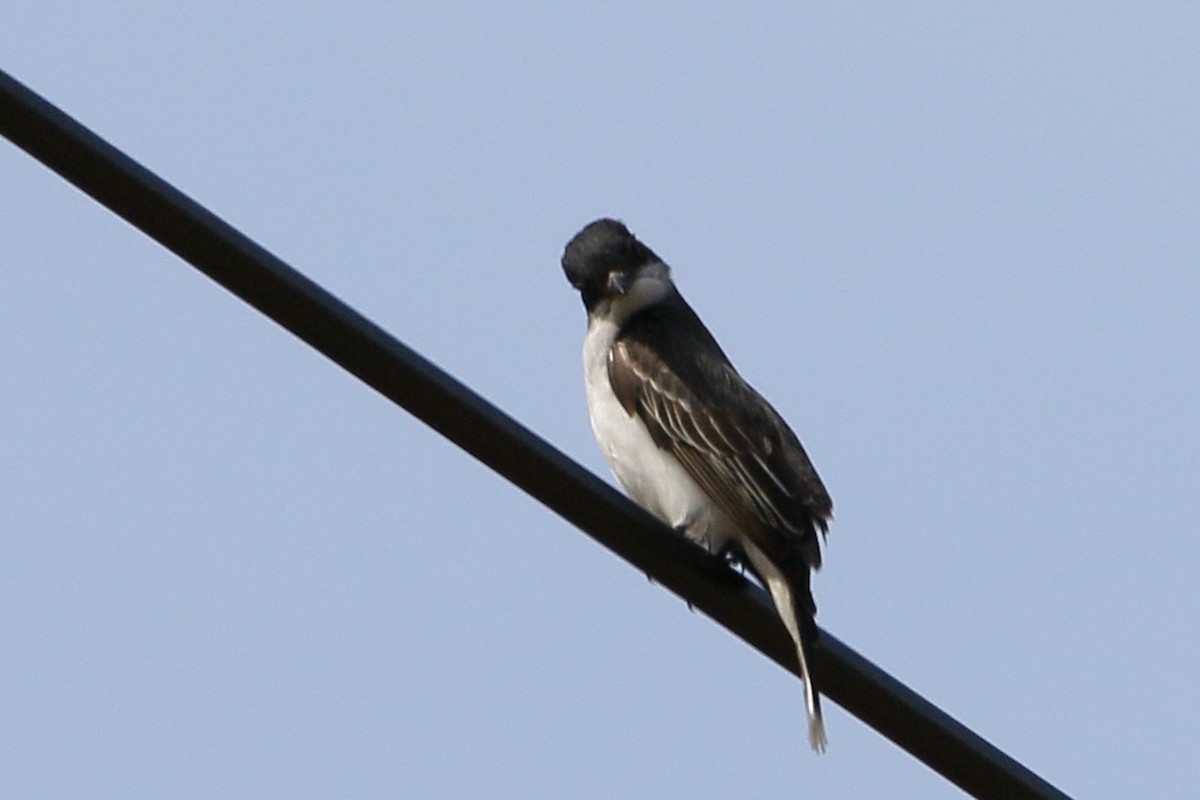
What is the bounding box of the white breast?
[582,317,736,552]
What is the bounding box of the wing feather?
[609,330,831,570]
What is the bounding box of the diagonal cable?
[0,68,1071,800]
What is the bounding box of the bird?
[561,218,834,752]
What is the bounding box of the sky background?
[3,4,1198,798]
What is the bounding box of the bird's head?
[562,218,672,322]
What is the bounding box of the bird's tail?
[742,541,827,753]
[793,578,826,753]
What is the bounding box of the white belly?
[582,318,736,552]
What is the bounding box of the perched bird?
[562,218,834,752]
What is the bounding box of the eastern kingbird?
[562,218,833,752]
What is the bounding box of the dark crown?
[562,218,659,291]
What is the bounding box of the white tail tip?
[808,716,828,754]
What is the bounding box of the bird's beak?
[607,271,633,295]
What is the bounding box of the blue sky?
[3,4,1198,797]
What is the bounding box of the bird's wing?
[608,330,831,570]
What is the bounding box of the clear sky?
[3,4,1198,798]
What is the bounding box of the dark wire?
[0,67,1071,800]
